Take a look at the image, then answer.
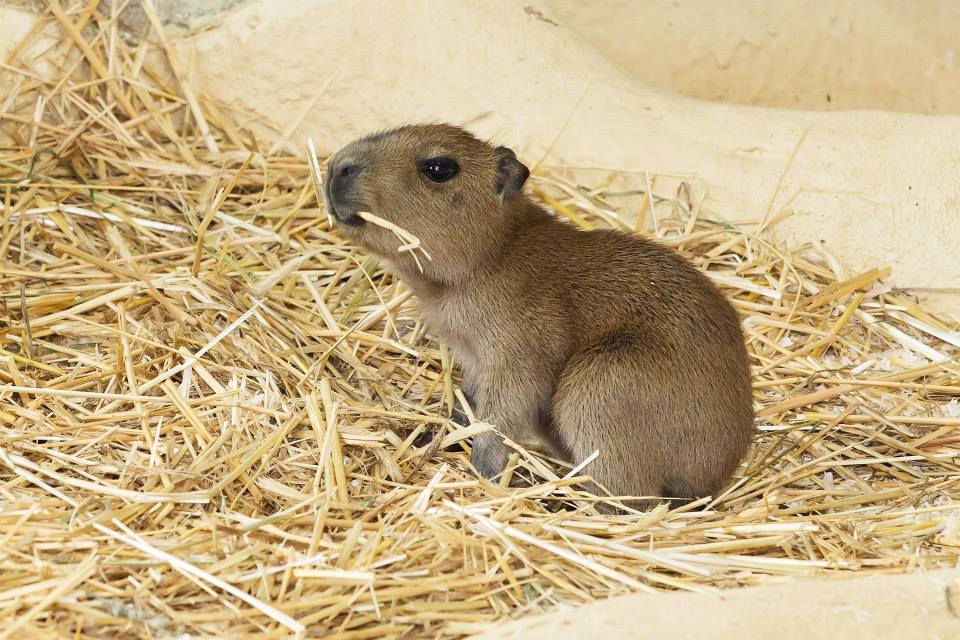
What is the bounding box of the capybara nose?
[323,155,365,226]
[328,160,361,204]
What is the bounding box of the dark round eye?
[417,157,459,183]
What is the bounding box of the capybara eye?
[417,157,459,183]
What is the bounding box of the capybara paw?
[470,433,509,479]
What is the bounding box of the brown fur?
[324,124,754,507]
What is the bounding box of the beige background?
[472,568,960,640]
[549,0,960,114]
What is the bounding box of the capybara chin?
[324,123,754,509]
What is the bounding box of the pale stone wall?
[548,0,960,115]
[471,568,960,640]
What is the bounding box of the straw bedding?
[1,4,959,638]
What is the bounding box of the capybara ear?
[493,146,530,200]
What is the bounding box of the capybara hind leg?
[551,340,670,506]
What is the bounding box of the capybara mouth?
[331,204,364,227]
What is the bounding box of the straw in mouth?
[355,209,432,273]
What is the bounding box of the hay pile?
[2,4,959,638]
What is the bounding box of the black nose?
[325,157,365,226]
[329,161,361,203]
